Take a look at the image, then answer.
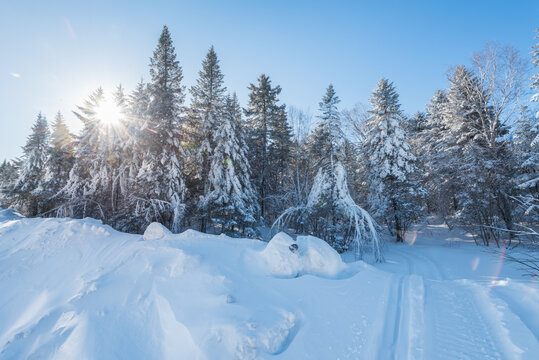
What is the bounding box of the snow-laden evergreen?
[364,79,424,242]
[3,25,537,255]
[513,107,539,220]
[530,29,539,116]
[38,112,74,216]
[439,66,513,244]
[133,25,188,233]
[512,30,539,223]
[267,105,294,216]
[245,74,288,222]
[62,87,127,220]
[11,113,50,216]
[0,160,18,206]
[421,90,452,215]
[275,85,382,261]
[200,94,259,234]
[188,46,227,231]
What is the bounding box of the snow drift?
[0,213,537,359]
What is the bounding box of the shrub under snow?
[260,232,346,277]
[143,221,172,240]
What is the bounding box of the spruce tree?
[63,87,126,220]
[134,25,187,232]
[39,112,75,215]
[365,79,423,242]
[201,94,259,234]
[513,30,538,221]
[0,160,19,207]
[12,113,50,216]
[125,79,150,181]
[439,66,512,244]
[244,74,286,222]
[310,84,343,167]
[530,29,539,115]
[422,90,451,214]
[268,105,294,214]
[188,46,227,231]
[513,106,539,222]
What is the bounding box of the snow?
[0,213,538,359]
[143,221,171,240]
[258,232,302,277]
[257,232,346,277]
[296,235,346,277]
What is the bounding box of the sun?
[95,98,123,126]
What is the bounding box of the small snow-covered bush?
[296,235,346,276]
[260,232,302,277]
[259,232,346,277]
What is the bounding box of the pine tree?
[39,112,75,215]
[201,94,259,234]
[530,29,539,116]
[511,31,539,223]
[125,79,150,181]
[188,46,227,231]
[365,79,423,242]
[244,74,285,222]
[513,106,539,221]
[12,113,50,216]
[310,84,343,167]
[134,25,187,233]
[0,160,19,207]
[268,104,294,215]
[440,66,512,245]
[421,90,451,215]
[63,87,126,220]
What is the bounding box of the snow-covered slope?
[0,211,537,359]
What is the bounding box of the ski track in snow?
[0,211,537,359]
[376,219,538,360]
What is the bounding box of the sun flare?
[95,98,123,126]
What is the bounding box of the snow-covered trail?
[0,210,537,359]
[376,218,539,360]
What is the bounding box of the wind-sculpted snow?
[0,214,537,359]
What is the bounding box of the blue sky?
[1,0,537,161]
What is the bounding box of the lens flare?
[471,257,480,271]
[95,98,123,126]
[10,73,21,78]
[488,242,506,292]
[408,230,418,246]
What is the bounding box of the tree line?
[0,26,537,259]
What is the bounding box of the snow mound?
[260,232,346,277]
[297,235,346,276]
[143,222,171,240]
[260,232,302,277]
[0,208,23,221]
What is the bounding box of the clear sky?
[1,0,537,161]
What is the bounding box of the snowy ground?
[0,210,537,359]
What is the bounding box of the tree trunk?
[393,200,403,242]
